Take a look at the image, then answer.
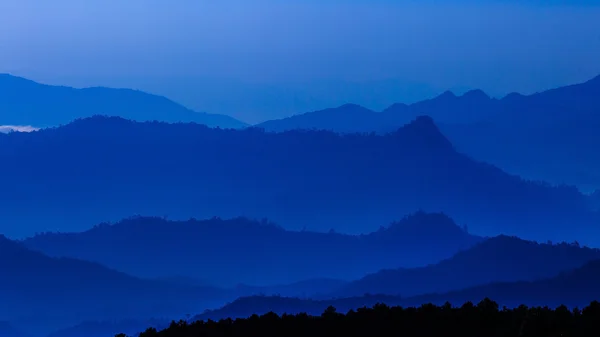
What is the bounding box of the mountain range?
[4,73,600,337]
[401,258,600,309]
[0,74,246,129]
[336,235,600,298]
[22,212,480,286]
[0,235,231,336]
[193,257,600,323]
[7,216,600,336]
[19,216,600,304]
[257,74,600,133]
[257,74,600,189]
[5,73,600,189]
[256,89,496,133]
[0,115,595,243]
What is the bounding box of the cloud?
[0,125,40,133]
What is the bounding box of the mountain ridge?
[1,115,595,243]
[401,257,600,308]
[23,212,481,286]
[191,257,600,323]
[254,73,600,189]
[0,74,246,129]
[0,234,232,336]
[335,235,600,298]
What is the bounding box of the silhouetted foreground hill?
[0,235,230,335]
[1,115,595,242]
[337,235,600,298]
[134,299,600,337]
[258,74,600,189]
[23,212,480,285]
[0,74,246,128]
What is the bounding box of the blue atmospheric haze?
[1,0,599,123]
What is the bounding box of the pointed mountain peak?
[461,89,490,101]
[502,92,525,100]
[394,115,454,151]
[383,211,465,236]
[382,102,409,113]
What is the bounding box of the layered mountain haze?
[0,74,246,128]
[5,1,600,336]
[258,74,600,132]
[258,104,383,133]
[336,235,600,298]
[257,74,600,189]
[401,258,600,309]
[0,117,596,243]
[22,212,481,286]
[0,235,231,335]
[256,89,500,133]
[1,115,595,242]
[192,255,600,324]
[192,294,406,323]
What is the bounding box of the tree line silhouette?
[116,298,600,337]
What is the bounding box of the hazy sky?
[1,0,600,123]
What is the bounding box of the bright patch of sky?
[1,0,599,123]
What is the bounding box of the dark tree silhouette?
[127,300,600,337]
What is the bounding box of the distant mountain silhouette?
[401,257,600,309]
[386,89,498,125]
[23,212,481,286]
[0,235,230,335]
[192,294,405,322]
[258,74,600,132]
[256,74,600,189]
[440,74,600,189]
[192,257,600,323]
[2,115,596,242]
[258,104,391,133]
[0,74,246,128]
[257,88,500,132]
[336,235,600,298]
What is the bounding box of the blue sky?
[1,0,600,123]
